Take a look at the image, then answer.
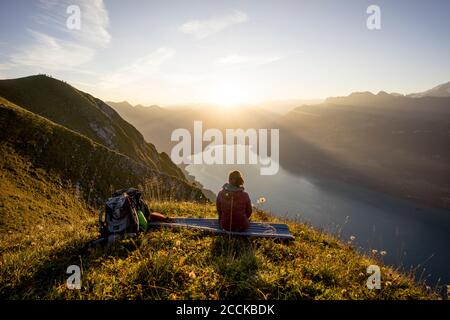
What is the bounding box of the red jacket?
[216,184,252,231]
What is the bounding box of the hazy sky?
[0,0,449,106]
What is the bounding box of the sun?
[210,82,247,108]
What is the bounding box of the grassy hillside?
[0,129,433,299]
[0,148,433,299]
[0,82,437,300]
[0,75,185,180]
[0,97,204,204]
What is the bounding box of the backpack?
[99,187,151,238]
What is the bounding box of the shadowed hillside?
[0,97,205,205]
[0,75,185,180]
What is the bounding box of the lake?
[186,145,450,288]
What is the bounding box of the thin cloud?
[10,30,94,70]
[179,10,248,39]
[3,0,110,72]
[99,47,176,88]
[216,54,282,66]
[36,0,111,47]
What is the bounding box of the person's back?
[216,171,252,231]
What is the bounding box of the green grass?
[0,149,434,299]
[0,84,437,300]
[0,96,205,205]
[0,75,186,180]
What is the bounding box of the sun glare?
[210,82,247,108]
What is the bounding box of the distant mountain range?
[281,91,450,209]
[1,76,435,300]
[408,81,450,98]
[107,81,450,209]
[1,75,447,208]
[106,100,280,154]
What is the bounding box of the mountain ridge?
[107,87,450,209]
[0,77,206,204]
[284,92,450,209]
[408,81,450,98]
[0,75,186,181]
[0,76,438,299]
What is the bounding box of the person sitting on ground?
[216,170,253,232]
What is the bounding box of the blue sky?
[0,0,449,106]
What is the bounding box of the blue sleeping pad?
[148,218,294,240]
